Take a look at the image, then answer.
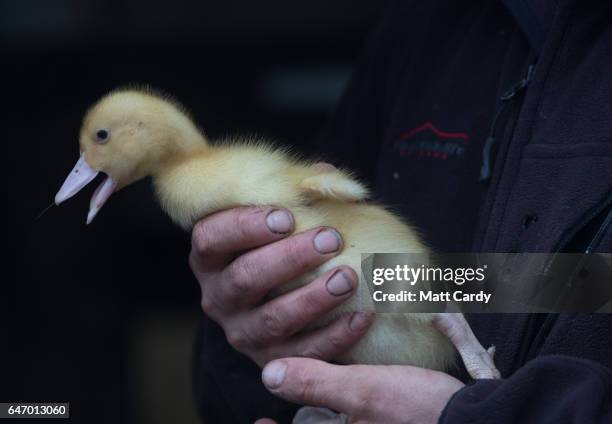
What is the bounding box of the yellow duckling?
[55,86,499,378]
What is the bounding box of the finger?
[271,311,375,361]
[254,419,277,424]
[268,311,374,361]
[190,207,294,273]
[217,227,344,307]
[237,267,358,347]
[261,358,370,414]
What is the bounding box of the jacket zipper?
[586,205,612,254]
[480,64,535,182]
[552,191,612,254]
[520,192,612,365]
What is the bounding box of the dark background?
[1,1,383,422]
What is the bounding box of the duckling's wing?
[299,170,368,202]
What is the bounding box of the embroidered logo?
[393,122,468,160]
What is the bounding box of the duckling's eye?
[95,129,110,144]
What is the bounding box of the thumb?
[261,358,364,414]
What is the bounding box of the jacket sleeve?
[440,355,612,424]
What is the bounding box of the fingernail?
[349,311,374,332]
[266,209,293,234]
[326,270,353,296]
[262,361,287,389]
[313,229,342,254]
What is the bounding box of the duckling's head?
[55,87,205,223]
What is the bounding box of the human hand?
[256,358,465,424]
[189,206,374,367]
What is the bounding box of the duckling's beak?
[55,154,117,224]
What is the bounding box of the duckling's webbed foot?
[433,313,501,379]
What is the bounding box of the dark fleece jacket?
[193,1,612,423]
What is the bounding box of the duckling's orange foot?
[433,313,501,380]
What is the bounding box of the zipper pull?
[479,136,497,182]
[500,65,535,102]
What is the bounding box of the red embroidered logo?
[393,122,468,160]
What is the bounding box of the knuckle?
[225,326,250,352]
[298,375,321,405]
[234,208,257,238]
[260,310,288,340]
[189,249,210,276]
[299,289,327,315]
[354,389,377,417]
[351,380,386,416]
[191,221,214,257]
[225,330,244,351]
[200,293,218,316]
[280,238,308,271]
[225,262,254,294]
[327,332,349,352]
[230,207,267,243]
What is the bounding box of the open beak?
[55,153,117,224]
